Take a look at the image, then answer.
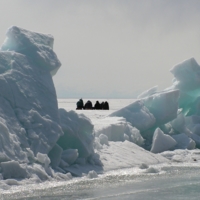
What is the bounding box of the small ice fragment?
[87,170,98,179]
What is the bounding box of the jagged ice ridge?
[0,26,199,184]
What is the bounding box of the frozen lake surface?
[58,98,134,118]
[1,99,200,200]
[2,164,200,200]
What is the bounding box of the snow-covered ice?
[0,26,168,185]
[0,26,200,199]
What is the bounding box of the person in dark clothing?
[84,100,93,109]
[76,98,84,110]
[94,101,101,109]
[102,101,109,110]
[101,101,104,109]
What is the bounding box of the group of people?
[76,99,109,110]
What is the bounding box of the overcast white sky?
[0,0,200,98]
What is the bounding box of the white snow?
[36,153,51,168]
[99,134,109,145]
[97,140,168,171]
[94,116,144,146]
[1,26,200,196]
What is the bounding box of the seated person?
[76,98,84,110]
[102,101,109,110]
[94,101,101,109]
[84,100,93,109]
[101,101,104,109]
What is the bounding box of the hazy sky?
[0,0,200,98]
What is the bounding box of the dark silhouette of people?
[102,101,109,110]
[101,101,104,109]
[94,101,101,110]
[76,98,84,110]
[84,100,93,110]
[76,99,109,110]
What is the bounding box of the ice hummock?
[109,57,200,154]
[137,59,200,150]
[0,26,109,181]
[0,26,66,180]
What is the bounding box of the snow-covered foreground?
[58,99,169,174]
[1,99,200,199]
[58,99,200,169]
[1,26,200,199]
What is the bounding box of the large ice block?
[110,100,156,131]
[151,128,177,153]
[170,58,200,116]
[170,58,200,90]
[57,109,94,158]
[142,89,180,125]
[0,52,63,155]
[0,26,64,168]
[1,26,61,75]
